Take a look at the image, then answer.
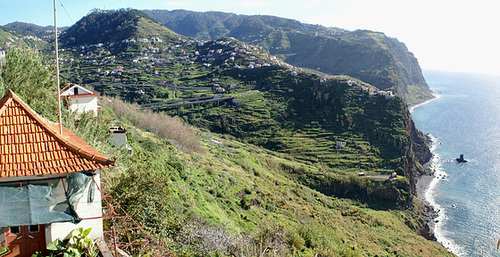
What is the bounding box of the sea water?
[411,70,500,256]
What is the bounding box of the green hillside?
[86,98,451,256]
[83,95,449,256]
[0,9,453,256]
[106,111,451,256]
[59,9,181,48]
[55,9,431,206]
[3,22,59,38]
[144,10,432,105]
[0,26,28,49]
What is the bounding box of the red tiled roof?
[0,90,115,178]
[61,84,74,94]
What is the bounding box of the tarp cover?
[0,172,92,227]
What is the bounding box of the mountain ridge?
[4,21,66,38]
[144,9,432,105]
[59,9,181,47]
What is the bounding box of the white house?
[336,141,347,148]
[60,84,100,116]
[0,90,115,257]
[378,90,395,100]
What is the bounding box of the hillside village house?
[0,90,115,257]
[60,84,100,116]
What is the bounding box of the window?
[9,226,20,234]
[28,225,39,233]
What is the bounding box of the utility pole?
[53,0,63,135]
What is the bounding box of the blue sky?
[1,0,499,75]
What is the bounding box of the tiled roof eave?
[0,90,116,178]
[6,91,115,167]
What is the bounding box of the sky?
[1,0,499,75]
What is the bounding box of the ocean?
[411,70,500,256]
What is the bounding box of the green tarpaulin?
[0,172,92,227]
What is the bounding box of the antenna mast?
[53,0,63,135]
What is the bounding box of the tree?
[0,48,58,120]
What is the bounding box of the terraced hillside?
[144,9,433,105]
[0,9,451,256]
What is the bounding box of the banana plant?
[32,228,98,257]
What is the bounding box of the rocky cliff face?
[284,30,433,105]
[401,103,432,194]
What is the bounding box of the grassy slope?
[125,119,449,255]
[170,132,451,256]
[179,69,406,179]
[74,101,452,256]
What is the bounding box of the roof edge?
[6,90,116,167]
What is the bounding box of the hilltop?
[144,9,433,105]
[59,9,180,48]
[0,24,50,51]
[3,21,63,38]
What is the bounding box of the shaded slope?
[3,22,61,38]
[59,9,180,47]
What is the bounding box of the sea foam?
[425,134,466,256]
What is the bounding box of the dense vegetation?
[0,9,453,256]
[59,9,180,48]
[144,10,433,105]
[0,48,58,120]
[3,22,57,38]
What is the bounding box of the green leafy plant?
[0,244,10,256]
[32,228,98,257]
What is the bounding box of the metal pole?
[112,218,118,257]
[53,0,63,135]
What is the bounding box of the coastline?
[409,93,440,113]
[411,94,441,241]
[416,158,438,240]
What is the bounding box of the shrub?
[110,137,181,235]
[0,48,58,120]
